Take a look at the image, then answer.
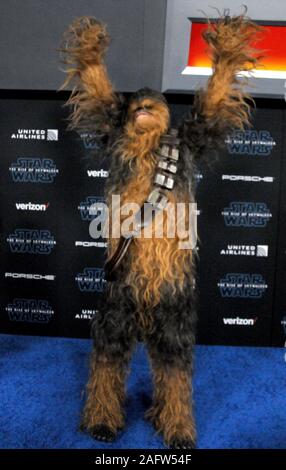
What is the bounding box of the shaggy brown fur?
[81,352,127,434]
[60,11,262,449]
[59,16,118,133]
[60,13,262,311]
[109,119,193,314]
[146,364,196,446]
[197,12,263,131]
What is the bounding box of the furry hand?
[202,12,262,71]
[60,16,110,67]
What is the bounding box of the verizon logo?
[16,202,49,211]
[87,169,109,178]
[223,317,258,326]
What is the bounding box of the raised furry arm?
[59,16,123,135]
[181,12,262,158]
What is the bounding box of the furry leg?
[146,361,196,449]
[81,351,129,442]
[81,283,137,442]
[145,282,197,449]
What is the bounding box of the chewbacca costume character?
[60,12,261,448]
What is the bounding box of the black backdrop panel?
[196,108,283,346]
[272,111,286,347]
[0,98,107,338]
[0,97,285,345]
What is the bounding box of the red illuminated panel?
[188,23,286,71]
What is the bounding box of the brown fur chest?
[107,148,192,317]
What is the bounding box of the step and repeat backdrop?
[0,96,285,346]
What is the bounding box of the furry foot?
[168,437,196,450]
[146,408,196,449]
[89,424,117,443]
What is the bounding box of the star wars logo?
[6,299,54,323]
[78,196,105,221]
[10,129,58,141]
[226,130,276,156]
[218,273,268,298]
[222,202,272,227]
[75,268,106,292]
[9,158,59,183]
[7,229,56,254]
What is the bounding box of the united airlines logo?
[7,229,56,254]
[220,244,269,257]
[256,245,269,257]
[218,274,268,298]
[222,202,272,227]
[75,268,106,292]
[75,308,98,320]
[78,196,105,221]
[6,299,54,323]
[46,129,58,141]
[11,129,58,141]
[226,130,276,156]
[9,158,59,183]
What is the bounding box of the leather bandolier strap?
[104,128,180,281]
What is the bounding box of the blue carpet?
[0,334,285,449]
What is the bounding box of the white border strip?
[182,66,286,80]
